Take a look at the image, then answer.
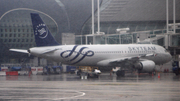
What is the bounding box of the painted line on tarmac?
[0,88,86,100]
[53,90,86,100]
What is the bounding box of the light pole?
[166,0,169,33]
[92,0,94,35]
[97,0,100,34]
[92,0,95,44]
[173,0,176,34]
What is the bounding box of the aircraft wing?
[97,56,139,66]
[97,53,156,67]
[9,49,28,54]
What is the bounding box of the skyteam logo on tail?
[60,45,94,65]
[35,24,48,39]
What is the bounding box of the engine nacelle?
[134,60,155,73]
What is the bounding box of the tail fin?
[30,13,59,47]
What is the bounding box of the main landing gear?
[116,70,125,77]
[111,67,125,77]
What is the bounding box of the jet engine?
[134,60,155,73]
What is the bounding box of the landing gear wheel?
[149,71,156,75]
[95,74,99,78]
[175,72,179,76]
[116,70,125,77]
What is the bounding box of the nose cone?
[166,53,172,62]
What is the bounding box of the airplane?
[10,13,172,77]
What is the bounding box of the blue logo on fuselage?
[60,45,94,65]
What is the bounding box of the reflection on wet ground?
[0,73,180,101]
[2,73,180,82]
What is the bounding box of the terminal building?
[0,0,180,66]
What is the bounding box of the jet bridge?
[137,32,180,56]
[75,27,180,55]
[75,33,136,45]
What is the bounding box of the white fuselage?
[29,44,171,67]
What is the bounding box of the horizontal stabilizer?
[9,49,28,54]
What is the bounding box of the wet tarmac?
[0,73,180,101]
